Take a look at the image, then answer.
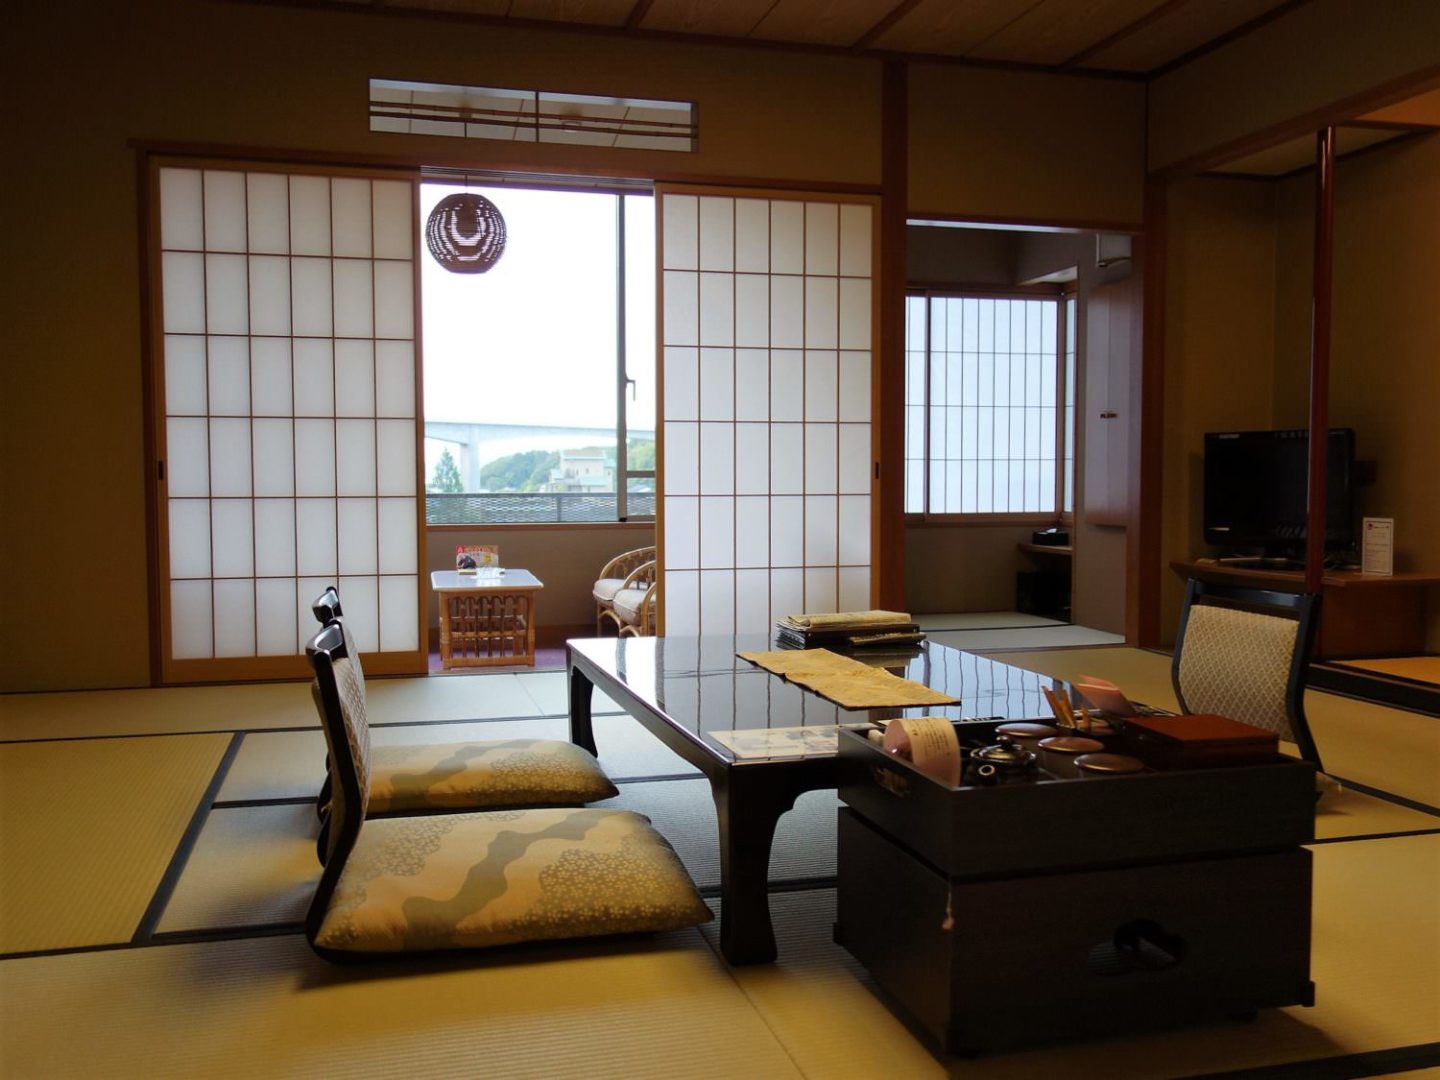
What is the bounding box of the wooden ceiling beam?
[1059,0,1194,70]
[624,0,654,30]
[851,0,923,51]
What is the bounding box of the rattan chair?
[1172,578,1324,770]
[612,561,658,637]
[303,622,711,962]
[594,545,656,633]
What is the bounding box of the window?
[421,182,655,524]
[904,292,1070,517]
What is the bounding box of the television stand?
[1216,556,1306,571]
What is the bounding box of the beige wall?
[904,526,1034,614]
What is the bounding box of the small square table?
[431,569,544,668]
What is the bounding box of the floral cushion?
[366,739,617,813]
[313,807,712,952]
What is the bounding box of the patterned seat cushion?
[366,739,617,813]
[592,577,626,604]
[612,587,652,624]
[313,807,712,952]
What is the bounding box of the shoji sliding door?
[151,162,424,682]
[658,187,878,636]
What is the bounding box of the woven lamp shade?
[426,193,508,273]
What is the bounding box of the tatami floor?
[1,634,1438,1078]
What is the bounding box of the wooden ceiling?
[261,0,1305,77]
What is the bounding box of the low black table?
[566,635,1064,965]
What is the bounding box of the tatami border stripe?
[1327,776,1440,818]
[1306,827,1440,846]
[1189,1041,1440,1079]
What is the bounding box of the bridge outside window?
[422,182,655,524]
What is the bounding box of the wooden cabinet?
[1083,276,1141,527]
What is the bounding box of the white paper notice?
[1361,517,1394,576]
[710,726,842,759]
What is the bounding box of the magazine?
[455,544,499,573]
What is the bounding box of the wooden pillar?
[1128,178,1166,647]
[877,60,907,610]
[1305,127,1335,593]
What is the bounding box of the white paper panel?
[662,195,698,271]
[734,200,769,273]
[292,339,334,415]
[170,580,213,659]
[735,568,770,633]
[333,260,375,338]
[246,173,291,255]
[735,350,768,421]
[734,275,770,348]
[699,497,734,569]
[839,495,870,565]
[162,253,205,334]
[665,496,699,570]
[375,341,415,417]
[294,419,336,496]
[838,565,870,611]
[698,348,734,421]
[160,168,204,251]
[335,340,376,417]
[296,577,335,651]
[213,579,256,658]
[372,181,414,260]
[663,422,698,495]
[770,349,803,421]
[698,198,734,272]
[331,179,373,258]
[734,496,769,568]
[165,418,209,497]
[203,171,248,253]
[336,419,377,496]
[663,571,698,636]
[804,496,838,565]
[379,575,419,652]
[663,347,698,421]
[338,499,379,574]
[164,336,207,415]
[769,568,804,624]
[839,423,870,494]
[734,422,769,494]
[373,261,414,339]
[205,254,249,335]
[339,576,381,652]
[839,350,870,422]
[250,339,292,416]
[699,570,735,634]
[254,499,296,575]
[698,272,734,347]
[252,419,294,497]
[168,499,211,578]
[839,204,871,277]
[769,201,804,275]
[376,420,416,496]
[771,496,803,567]
[804,351,837,421]
[805,424,837,494]
[770,423,803,495]
[209,418,252,497]
[211,499,255,577]
[663,271,698,347]
[290,257,333,337]
[699,423,734,495]
[839,278,871,350]
[770,276,804,348]
[805,567,837,612]
[208,337,250,415]
[248,255,291,336]
[296,499,338,576]
[256,577,299,655]
[289,176,332,256]
[378,497,417,574]
[804,277,838,349]
[804,202,838,275]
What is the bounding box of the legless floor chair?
[310,587,617,862]
[304,622,711,960]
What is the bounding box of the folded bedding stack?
[775,609,925,650]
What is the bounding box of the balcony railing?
[426,491,657,524]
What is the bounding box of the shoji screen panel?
[657,187,878,636]
[152,162,423,682]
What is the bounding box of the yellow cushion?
[366,739,617,813]
[313,807,712,952]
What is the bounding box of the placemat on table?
[738,649,960,709]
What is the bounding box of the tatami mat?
[0,931,806,1080]
[1335,656,1440,685]
[514,669,623,716]
[705,835,1440,1078]
[929,624,1125,652]
[915,611,1065,631]
[0,733,229,953]
[1314,785,1440,841]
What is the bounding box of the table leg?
[439,594,453,670]
[711,768,805,965]
[568,663,597,756]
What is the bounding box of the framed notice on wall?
[1361,517,1394,576]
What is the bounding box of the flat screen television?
[1203,428,1356,555]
